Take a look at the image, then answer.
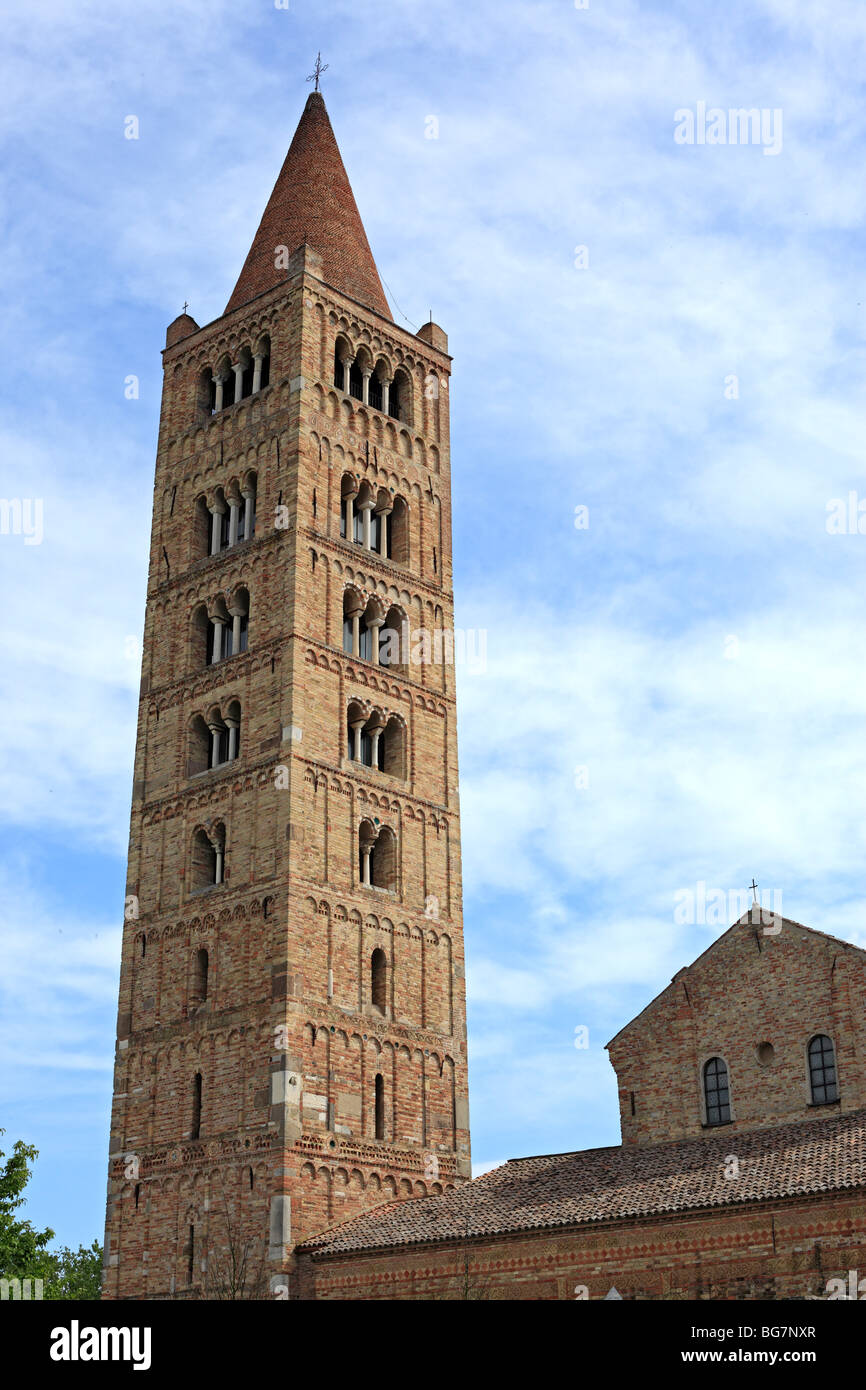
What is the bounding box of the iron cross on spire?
[749,878,759,904]
[307,52,328,91]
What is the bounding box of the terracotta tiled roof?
[299,1108,866,1257]
[225,92,391,320]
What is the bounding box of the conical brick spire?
[225,91,391,320]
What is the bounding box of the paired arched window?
[201,337,270,417]
[340,476,408,563]
[702,1057,731,1126]
[358,821,397,892]
[342,591,371,661]
[346,702,406,779]
[191,588,250,668]
[191,823,225,892]
[188,701,241,775]
[808,1034,839,1105]
[196,475,257,558]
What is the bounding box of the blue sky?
[2,0,866,1247]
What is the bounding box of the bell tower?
[103,88,471,1300]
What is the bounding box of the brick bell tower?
[103,87,471,1300]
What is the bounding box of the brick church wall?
[296,1190,866,1301]
[608,917,866,1147]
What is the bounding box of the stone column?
[252,353,264,394]
[225,716,239,762]
[368,615,384,665]
[369,721,384,769]
[380,377,392,415]
[377,505,392,558]
[350,718,366,762]
[241,487,255,541]
[229,606,245,657]
[208,722,222,769]
[213,843,224,885]
[346,601,363,658]
[233,361,245,402]
[209,503,225,556]
[339,353,353,394]
[228,499,240,548]
[359,500,374,550]
[360,843,372,886]
[210,616,226,664]
[362,370,371,405]
[214,372,227,412]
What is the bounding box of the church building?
[295,910,866,1299]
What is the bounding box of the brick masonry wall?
[295,1191,866,1300]
[608,918,866,1147]
[102,247,470,1300]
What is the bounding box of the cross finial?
[749,878,759,903]
[307,52,328,92]
[182,301,189,315]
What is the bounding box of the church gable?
[606,911,866,1147]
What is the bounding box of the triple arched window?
[195,474,257,559]
[200,337,270,417]
[342,591,407,669]
[191,587,250,668]
[340,476,408,563]
[346,702,406,779]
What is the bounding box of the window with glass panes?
[808,1034,838,1105]
[703,1057,731,1126]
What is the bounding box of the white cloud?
[1,0,865,1242]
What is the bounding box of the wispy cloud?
[1,0,864,1235]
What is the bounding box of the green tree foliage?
[0,1131,53,1275]
[41,1241,103,1300]
[0,1131,102,1299]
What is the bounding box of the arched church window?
[808,1034,838,1105]
[703,1057,731,1126]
